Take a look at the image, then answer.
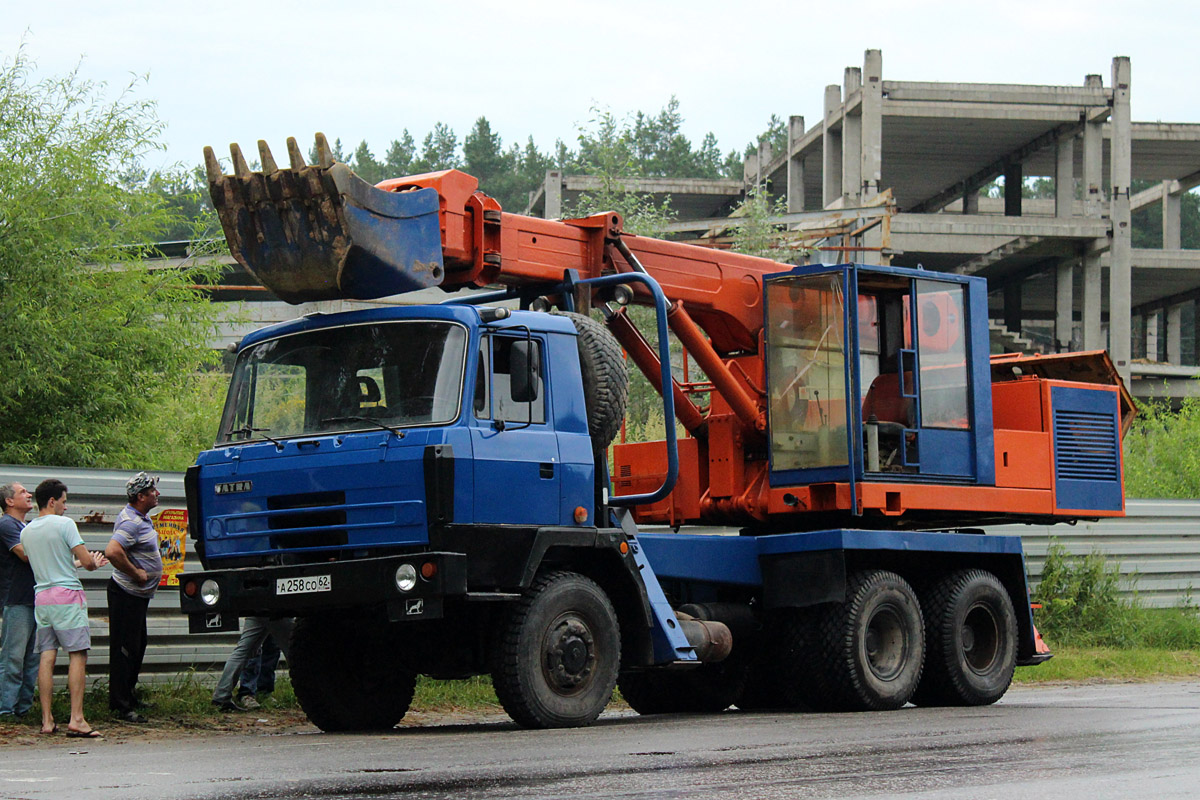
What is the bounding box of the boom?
[206,134,1131,531]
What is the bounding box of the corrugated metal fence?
[2,465,1198,682]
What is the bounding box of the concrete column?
[841,68,862,206]
[1056,261,1074,351]
[1056,135,1075,218]
[1108,56,1132,381]
[822,84,842,208]
[1003,281,1022,334]
[743,152,759,186]
[1145,312,1159,361]
[758,140,773,192]
[787,116,806,213]
[1082,75,1106,218]
[1081,75,1106,352]
[860,49,883,202]
[1163,180,1182,249]
[544,170,562,219]
[1167,303,1184,364]
[962,189,979,215]
[1004,163,1023,216]
[1082,251,1103,350]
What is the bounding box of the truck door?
[469,332,563,525]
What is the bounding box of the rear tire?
[492,571,620,729]
[811,570,925,711]
[911,570,1017,707]
[289,617,416,732]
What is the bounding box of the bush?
[1033,542,1200,648]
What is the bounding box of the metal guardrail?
[1,465,1197,685]
[990,499,1200,608]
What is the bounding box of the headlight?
[200,579,221,606]
[394,563,417,593]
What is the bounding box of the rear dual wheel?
[911,569,1017,707]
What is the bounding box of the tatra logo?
[215,481,253,495]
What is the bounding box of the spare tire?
[553,311,628,448]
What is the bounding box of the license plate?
[276,575,332,595]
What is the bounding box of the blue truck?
[180,137,1129,730]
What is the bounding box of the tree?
[351,140,385,185]
[385,132,416,177]
[0,49,224,468]
[412,122,460,172]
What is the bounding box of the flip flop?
[66,728,102,739]
[41,724,58,735]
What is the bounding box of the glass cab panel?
[766,264,984,489]
[765,272,852,480]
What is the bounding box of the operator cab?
[764,264,993,489]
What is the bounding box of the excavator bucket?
[204,133,445,304]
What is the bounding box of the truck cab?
[191,304,595,569]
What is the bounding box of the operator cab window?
[475,335,545,425]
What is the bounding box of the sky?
[5,0,1198,176]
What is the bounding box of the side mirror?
[510,340,540,403]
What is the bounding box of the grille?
[267,491,348,549]
[1053,410,1119,481]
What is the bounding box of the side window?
[475,336,545,424]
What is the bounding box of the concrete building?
[179,50,1200,404]
[533,51,1200,403]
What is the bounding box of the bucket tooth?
[314,132,334,168]
[286,137,307,170]
[230,143,252,179]
[203,146,224,184]
[258,140,279,174]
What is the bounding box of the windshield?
[218,321,467,444]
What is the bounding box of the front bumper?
[179,552,467,633]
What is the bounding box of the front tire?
[289,617,417,732]
[619,658,748,715]
[912,569,1017,707]
[492,571,620,729]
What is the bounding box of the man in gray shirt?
[103,472,163,723]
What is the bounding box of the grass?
[1014,646,1200,683]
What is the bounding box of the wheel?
[288,617,416,732]
[811,570,925,711]
[911,569,1017,707]
[553,311,628,448]
[620,658,748,715]
[736,608,827,712]
[491,571,620,729]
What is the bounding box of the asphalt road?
[3,682,1200,800]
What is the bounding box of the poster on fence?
[153,508,188,587]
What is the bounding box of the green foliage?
[1131,180,1200,248]
[1033,542,1200,648]
[1122,394,1200,498]
[0,48,224,468]
[729,187,801,263]
[568,107,676,236]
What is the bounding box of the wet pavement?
[2,682,1199,799]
